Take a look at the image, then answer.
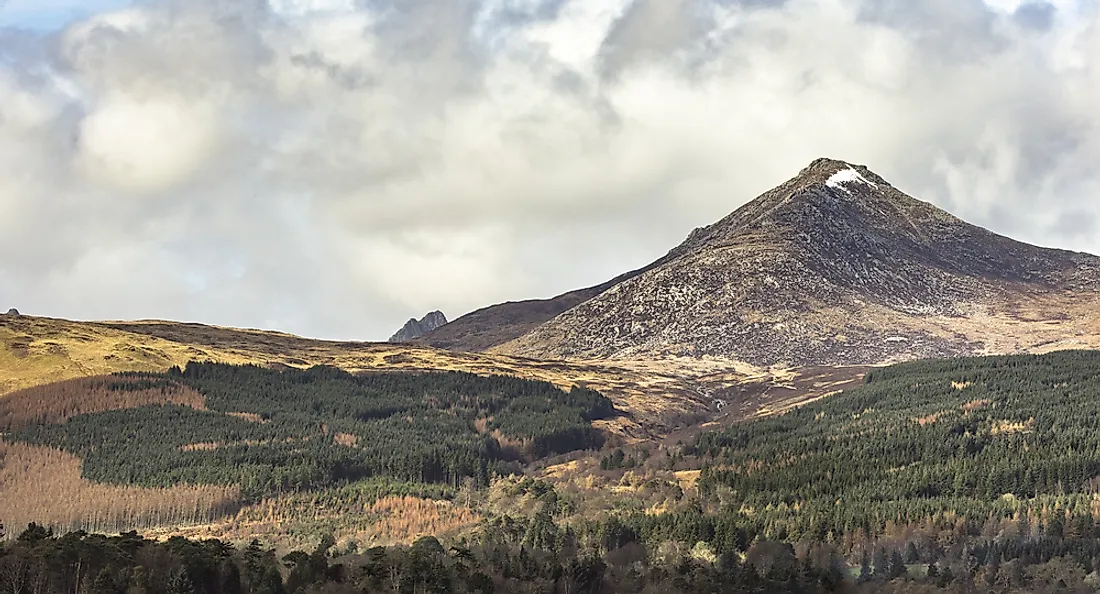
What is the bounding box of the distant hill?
[0,314,609,397]
[490,158,1100,366]
[412,287,604,352]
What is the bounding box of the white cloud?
[0,0,1099,340]
[77,92,223,193]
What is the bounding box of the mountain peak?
[802,156,856,174]
[675,158,917,256]
[793,158,890,193]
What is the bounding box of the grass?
[0,315,770,432]
[0,316,254,395]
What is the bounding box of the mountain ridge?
[413,221,723,352]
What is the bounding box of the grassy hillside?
[0,315,739,434]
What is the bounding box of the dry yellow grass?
[0,315,761,430]
[542,460,581,479]
[673,470,701,491]
[226,411,266,423]
[0,316,255,395]
[333,432,359,447]
[0,439,239,535]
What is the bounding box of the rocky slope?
[412,288,602,352]
[389,311,448,342]
[415,229,721,351]
[495,158,1100,366]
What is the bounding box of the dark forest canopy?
[12,363,616,496]
[689,350,1100,543]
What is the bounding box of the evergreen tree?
[904,542,920,564]
[872,547,889,580]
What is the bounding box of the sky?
[0,0,1098,341]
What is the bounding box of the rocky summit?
[388,310,448,342]
[491,158,1100,366]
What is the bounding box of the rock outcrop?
[389,311,448,342]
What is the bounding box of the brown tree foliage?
[0,375,205,431]
[0,439,239,536]
[144,494,481,553]
[363,496,480,545]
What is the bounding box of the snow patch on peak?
[826,168,878,193]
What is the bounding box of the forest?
[690,350,1100,536]
[10,363,616,496]
[11,352,1100,591]
[664,349,1100,589]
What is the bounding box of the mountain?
[389,310,448,342]
[492,158,1100,366]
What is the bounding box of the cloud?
[1,0,1099,340]
[1014,2,1058,30]
[77,93,223,193]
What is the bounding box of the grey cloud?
[476,0,568,30]
[1,0,1099,339]
[1050,209,1098,241]
[599,0,710,77]
[857,0,1005,61]
[1014,2,1057,31]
